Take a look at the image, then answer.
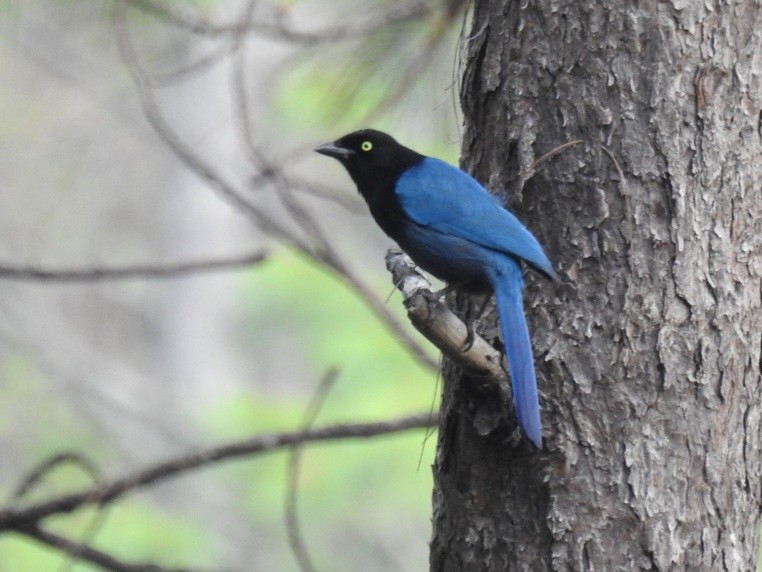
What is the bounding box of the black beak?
[314,141,354,159]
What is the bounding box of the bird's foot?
[462,322,476,352]
[460,293,492,353]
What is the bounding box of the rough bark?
[430,1,762,570]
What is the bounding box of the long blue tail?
[490,258,542,448]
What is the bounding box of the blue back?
[396,158,555,278]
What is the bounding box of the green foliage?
[0,505,212,571]
[277,61,395,132]
[0,1,448,566]
[235,247,436,419]
[0,355,212,570]
[75,505,212,565]
[276,52,460,165]
[0,356,107,472]
[275,16,434,134]
[194,247,437,569]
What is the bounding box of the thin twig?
[230,4,331,252]
[280,176,367,214]
[114,7,309,251]
[362,8,460,124]
[528,139,584,172]
[329,258,440,371]
[15,523,193,572]
[8,454,115,572]
[513,139,584,198]
[0,252,267,282]
[10,453,100,502]
[147,42,237,87]
[418,358,443,472]
[120,0,432,44]
[230,0,268,172]
[114,5,438,372]
[385,248,510,388]
[285,369,340,572]
[0,413,436,530]
[59,507,114,572]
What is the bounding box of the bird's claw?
[462,323,476,352]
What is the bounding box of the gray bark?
[430,1,762,570]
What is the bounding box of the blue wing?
[396,158,556,279]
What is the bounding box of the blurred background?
[0,0,468,569]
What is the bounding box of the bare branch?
[114,3,439,372]
[385,248,510,387]
[147,42,237,87]
[361,10,459,124]
[230,5,331,253]
[113,7,309,251]
[331,259,440,371]
[282,177,367,214]
[9,455,117,572]
[0,252,267,282]
[120,0,433,44]
[528,139,584,172]
[60,508,115,572]
[285,369,340,572]
[0,413,436,531]
[10,453,100,502]
[513,139,585,197]
[14,523,193,572]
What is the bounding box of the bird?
[315,129,556,448]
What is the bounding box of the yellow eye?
[361,141,373,152]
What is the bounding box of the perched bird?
[315,130,556,447]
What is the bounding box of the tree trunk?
[430,1,762,570]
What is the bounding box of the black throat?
[346,147,424,241]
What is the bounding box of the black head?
[315,129,424,197]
